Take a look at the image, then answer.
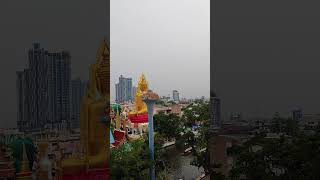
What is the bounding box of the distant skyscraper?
[17,43,71,131]
[71,78,87,130]
[292,108,303,121]
[172,90,179,102]
[47,50,71,130]
[213,97,221,126]
[210,92,221,127]
[115,75,132,103]
[126,78,132,101]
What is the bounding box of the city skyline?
[16,43,91,132]
[113,74,207,103]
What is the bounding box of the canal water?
[166,146,204,180]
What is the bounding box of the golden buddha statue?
[129,74,149,116]
[61,39,110,175]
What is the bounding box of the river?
[166,146,204,180]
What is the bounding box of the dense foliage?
[154,113,181,140]
[155,100,215,176]
[228,117,320,180]
[110,139,151,180]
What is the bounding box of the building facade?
[71,79,87,130]
[115,75,132,103]
[211,94,222,127]
[16,70,31,132]
[172,90,179,102]
[17,43,71,131]
[292,108,303,122]
[47,50,71,130]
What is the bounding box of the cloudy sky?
[0,0,209,128]
[213,0,320,119]
[110,0,210,101]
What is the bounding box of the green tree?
[178,101,217,177]
[229,132,320,180]
[111,135,170,180]
[110,139,151,180]
[154,112,182,140]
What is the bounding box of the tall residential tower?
[115,75,132,103]
[17,43,71,131]
[71,78,87,130]
[172,90,179,102]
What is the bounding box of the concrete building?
[212,96,222,127]
[172,90,179,102]
[16,70,31,132]
[47,50,71,130]
[292,108,303,122]
[71,78,87,130]
[17,43,71,131]
[115,75,132,103]
[208,126,251,177]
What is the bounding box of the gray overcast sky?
[213,0,320,119]
[0,0,108,128]
[110,0,210,101]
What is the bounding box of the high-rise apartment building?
[47,50,71,130]
[16,70,31,132]
[213,97,221,127]
[115,75,132,103]
[172,90,179,102]
[17,43,71,131]
[71,78,87,130]
[210,92,221,127]
[292,108,303,122]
